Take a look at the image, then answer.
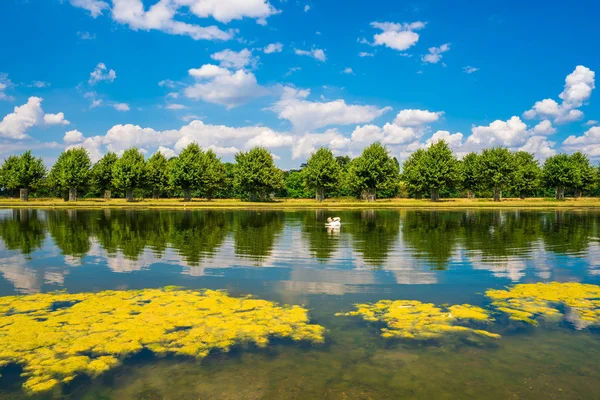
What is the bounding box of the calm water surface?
[1,208,600,399]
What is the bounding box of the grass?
[2,197,600,209]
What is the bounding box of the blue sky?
[0,0,598,168]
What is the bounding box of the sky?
[0,0,599,169]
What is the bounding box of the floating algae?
[336,300,499,340]
[486,282,600,328]
[0,287,325,394]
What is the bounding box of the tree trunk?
[430,188,440,202]
[183,188,191,202]
[206,191,213,202]
[415,190,422,200]
[104,190,111,201]
[366,187,376,202]
[467,190,474,199]
[68,188,77,202]
[19,188,28,202]
[62,191,69,202]
[315,187,325,202]
[152,189,159,200]
[555,186,565,200]
[493,186,502,202]
[126,189,134,202]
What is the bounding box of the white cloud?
[0,74,13,101]
[467,116,528,147]
[370,21,425,51]
[182,114,202,122]
[90,99,103,108]
[69,0,109,18]
[184,64,268,108]
[422,43,450,64]
[294,48,326,62]
[518,136,556,160]
[43,112,70,125]
[171,0,279,24]
[532,119,556,136]
[563,126,600,157]
[270,87,391,131]
[425,130,464,148]
[29,81,51,88]
[342,67,354,75]
[156,145,177,158]
[245,130,293,148]
[112,103,130,111]
[211,48,257,69]
[359,52,374,57]
[63,130,85,144]
[285,67,301,77]
[89,62,116,85]
[394,109,443,126]
[292,129,350,159]
[263,42,283,54]
[463,66,478,74]
[523,65,595,124]
[0,97,69,139]
[158,79,177,88]
[304,5,310,12]
[166,103,187,110]
[585,120,599,126]
[77,31,96,40]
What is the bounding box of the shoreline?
[2,198,600,209]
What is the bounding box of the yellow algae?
[0,288,325,394]
[486,282,600,328]
[337,300,499,340]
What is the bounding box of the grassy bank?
[2,197,600,209]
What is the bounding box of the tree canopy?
[234,147,284,201]
[420,140,459,201]
[49,148,91,201]
[348,143,399,201]
[475,147,515,201]
[303,147,342,201]
[112,148,146,201]
[511,151,541,199]
[91,152,118,198]
[145,152,170,198]
[170,143,204,201]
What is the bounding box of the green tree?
[459,152,479,198]
[401,149,427,199]
[420,140,459,201]
[91,152,118,200]
[475,147,515,201]
[49,148,91,201]
[348,143,399,201]
[145,152,170,199]
[511,151,541,199]
[0,151,46,201]
[112,148,146,202]
[200,149,226,201]
[284,170,312,198]
[170,143,204,201]
[303,147,342,201]
[233,147,284,201]
[542,153,572,200]
[570,151,595,197]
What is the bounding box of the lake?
[1,208,600,399]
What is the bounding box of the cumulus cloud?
[263,42,283,54]
[342,67,354,75]
[463,66,478,74]
[394,109,443,126]
[425,130,464,148]
[70,0,280,40]
[523,65,595,124]
[184,64,269,108]
[370,21,425,51]
[0,74,13,101]
[77,31,96,40]
[532,119,556,136]
[112,103,130,111]
[467,116,528,147]
[292,129,350,159]
[518,136,556,159]
[294,48,326,62]
[269,87,391,131]
[0,97,70,139]
[89,63,116,85]
[211,48,257,69]
[63,130,85,144]
[422,43,450,64]
[563,126,600,157]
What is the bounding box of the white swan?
[325,217,341,227]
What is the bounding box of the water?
[1,208,600,399]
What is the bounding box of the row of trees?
[0,141,599,202]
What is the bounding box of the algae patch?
[337,300,499,340]
[0,288,325,394]
[486,282,600,328]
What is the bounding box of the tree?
[475,147,515,201]
[420,140,459,201]
[201,149,226,201]
[284,170,312,198]
[511,151,541,199]
[459,152,479,198]
[145,152,170,199]
[112,148,146,202]
[49,148,91,201]
[570,151,595,197]
[348,143,399,201]
[542,154,572,200]
[401,149,427,199]
[170,143,204,201]
[303,147,342,201]
[91,152,118,200]
[233,147,284,201]
[0,151,46,201]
